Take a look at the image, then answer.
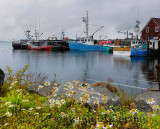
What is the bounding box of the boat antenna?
[134,7,140,40]
[62,29,65,40]
[82,11,89,37]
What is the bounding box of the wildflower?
[4,123,9,127]
[106,109,114,114]
[130,108,137,115]
[17,89,22,92]
[60,112,67,117]
[44,81,50,86]
[49,98,55,103]
[52,87,58,92]
[116,112,120,116]
[96,122,104,128]
[34,112,39,115]
[146,98,155,105]
[93,109,96,113]
[152,105,159,111]
[65,91,71,97]
[38,85,43,90]
[52,92,57,97]
[61,99,66,104]
[5,112,12,117]
[50,103,55,108]
[101,112,106,115]
[113,116,117,120]
[22,100,29,102]
[9,86,12,89]
[21,109,26,111]
[148,112,155,117]
[36,106,42,110]
[102,96,107,101]
[8,104,14,107]
[74,117,81,124]
[57,103,61,108]
[130,103,134,106]
[54,82,58,86]
[28,108,33,111]
[94,99,100,105]
[5,101,11,105]
[68,85,74,90]
[64,88,68,91]
[67,82,73,86]
[71,108,75,112]
[11,81,17,86]
[103,124,113,129]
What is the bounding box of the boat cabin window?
[132,41,135,44]
[150,42,152,45]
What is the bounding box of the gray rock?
[47,80,120,109]
[0,68,5,92]
[26,81,60,97]
[134,91,160,113]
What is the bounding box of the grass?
[0,65,160,129]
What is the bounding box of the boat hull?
[68,41,106,51]
[113,47,147,56]
[27,44,53,50]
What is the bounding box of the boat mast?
[83,11,89,38]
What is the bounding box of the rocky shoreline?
[26,80,160,113]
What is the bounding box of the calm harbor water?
[0,42,159,95]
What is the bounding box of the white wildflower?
[146,98,155,105]
[22,100,29,102]
[5,112,12,117]
[44,81,50,86]
[17,89,22,93]
[38,85,43,90]
[4,123,9,127]
[5,101,11,105]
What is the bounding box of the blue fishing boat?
[68,12,107,52]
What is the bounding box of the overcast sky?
[0,0,160,41]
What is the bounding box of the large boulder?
[48,80,120,109]
[26,80,120,109]
[0,68,5,92]
[134,91,160,113]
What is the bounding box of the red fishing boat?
[27,40,53,50]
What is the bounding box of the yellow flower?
[147,98,155,105]
[130,108,137,115]
[94,100,99,105]
[61,99,66,104]
[50,103,54,108]
[104,124,113,129]
[38,85,43,90]
[44,81,50,86]
[96,122,104,128]
[152,105,159,110]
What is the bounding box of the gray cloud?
[0,0,160,40]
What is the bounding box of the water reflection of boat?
[114,56,131,66]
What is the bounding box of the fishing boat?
[12,29,32,49]
[27,40,53,50]
[113,40,147,56]
[68,12,106,52]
